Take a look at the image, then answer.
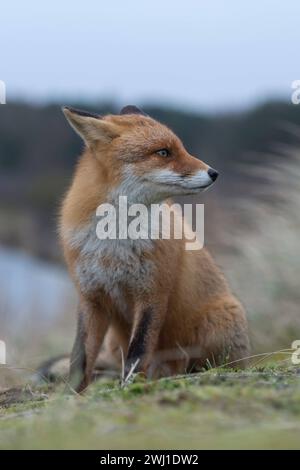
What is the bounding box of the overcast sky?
[1,0,299,111]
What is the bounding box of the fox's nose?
[208,168,219,182]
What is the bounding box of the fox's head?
[63,105,218,204]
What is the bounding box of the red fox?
[60,105,249,392]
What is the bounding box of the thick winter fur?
[60,105,249,392]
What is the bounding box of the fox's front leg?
[124,301,167,381]
[68,300,109,393]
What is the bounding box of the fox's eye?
[156,148,170,157]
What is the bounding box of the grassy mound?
[0,363,299,449]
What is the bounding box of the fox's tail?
[34,353,120,385]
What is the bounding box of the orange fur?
[60,106,249,392]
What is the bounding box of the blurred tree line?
[0,100,300,260]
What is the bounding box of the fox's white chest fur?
[65,217,155,314]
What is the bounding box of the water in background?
[0,246,76,367]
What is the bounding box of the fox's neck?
[62,152,106,228]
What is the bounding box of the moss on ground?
[0,363,299,449]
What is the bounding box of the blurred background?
[1,0,300,386]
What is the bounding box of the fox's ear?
[62,107,120,145]
[120,105,148,116]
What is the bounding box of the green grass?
[1,363,300,450]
